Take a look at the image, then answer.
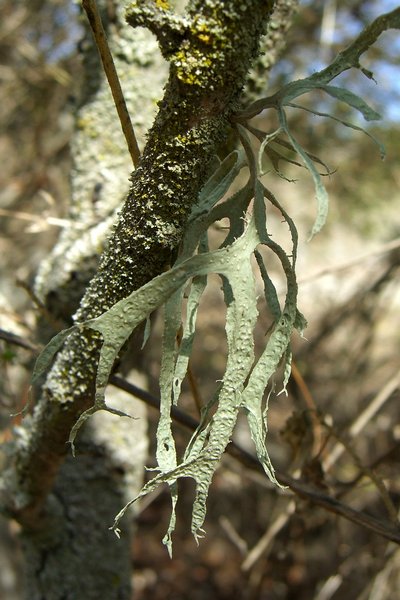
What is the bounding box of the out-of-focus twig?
[0,329,39,352]
[241,500,295,571]
[0,207,77,230]
[111,375,400,546]
[321,420,399,524]
[219,516,248,556]
[291,360,322,456]
[16,280,65,331]
[298,237,400,286]
[323,372,400,471]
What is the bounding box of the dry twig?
[81,0,140,167]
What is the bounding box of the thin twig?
[110,375,400,545]
[110,374,200,431]
[276,471,400,545]
[291,360,322,456]
[321,420,399,524]
[298,237,400,286]
[0,328,39,352]
[219,516,248,556]
[323,372,400,471]
[0,207,77,229]
[241,499,296,571]
[16,280,65,332]
[81,0,140,168]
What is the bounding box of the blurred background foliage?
[1,1,400,599]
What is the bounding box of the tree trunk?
[20,402,147,600]
[17,1,163,595]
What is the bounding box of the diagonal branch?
[235,7,400,121]
[110,375,400,546]
[82,0,141,167]
[2,323,399,547]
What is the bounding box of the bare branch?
[82,0,140,167]
[110,375,400,546]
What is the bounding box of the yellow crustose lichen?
[155,0,169,10]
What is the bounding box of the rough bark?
[19,389,148,600]
[0,0,278,597]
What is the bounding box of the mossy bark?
[19,409,145,600]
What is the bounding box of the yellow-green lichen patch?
[172,46,213,86]
[155,0,169,9]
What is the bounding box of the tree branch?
[313,6,400,83]
[82,0,141,167]
[2,326,399,547]
[235,7,400,121]
[109,375,400,546]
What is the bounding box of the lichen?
[155,0,170,9]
